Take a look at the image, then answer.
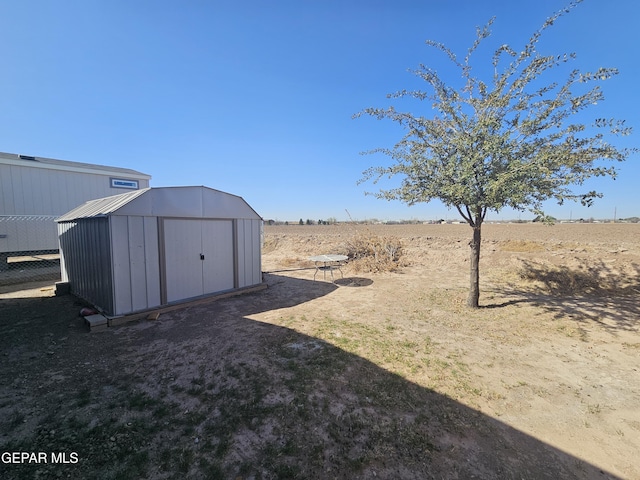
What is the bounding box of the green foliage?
[532,215,556,224]
[355,0,633,227]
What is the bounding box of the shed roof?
[57,186,261,222]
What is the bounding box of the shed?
[56,186,263,317]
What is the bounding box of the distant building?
[0,152,151,269]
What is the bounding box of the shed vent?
[19,155,36,161]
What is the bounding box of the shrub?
[344,231,405,273]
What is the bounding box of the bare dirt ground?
[1,223,639,479]
[261,223,640,478]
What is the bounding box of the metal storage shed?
[56,186,263,317]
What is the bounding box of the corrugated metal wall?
[58,218,114,314]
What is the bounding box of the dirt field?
[1,223,638,479]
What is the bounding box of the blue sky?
[1,0,638,222]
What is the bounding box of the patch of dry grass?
[344,231,407,273]
[500,240,545,252]
[261,236,280,254]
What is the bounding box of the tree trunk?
[467,224,482,308]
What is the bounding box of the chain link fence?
[0,215,61,286]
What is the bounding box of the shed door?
[202,219,234,294]
[163,219,235,303]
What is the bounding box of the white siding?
[111,216,132,315]
[0,166,15,213]
[0,162,150,253]
[143,217,161,309]
[236,220,246,287]
[111,215,162,316]
[127,216,148,312]
[0,162,149,216]
[0,215,58,252]
[236,219,262,288]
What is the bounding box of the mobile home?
[0,152,151,269]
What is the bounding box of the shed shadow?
[260,272,338,306]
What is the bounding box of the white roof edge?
[0,153,151,179]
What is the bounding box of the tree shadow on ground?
[334,276,374,287]
[486,258,640,332]
[0,274,622,479]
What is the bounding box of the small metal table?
[309,254,348,282]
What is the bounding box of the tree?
[355,0,634,308]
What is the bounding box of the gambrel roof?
[56,186,261,222]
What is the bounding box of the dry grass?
[343,231,406,273]
[261,236,280,254]
[500,240,546,252]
